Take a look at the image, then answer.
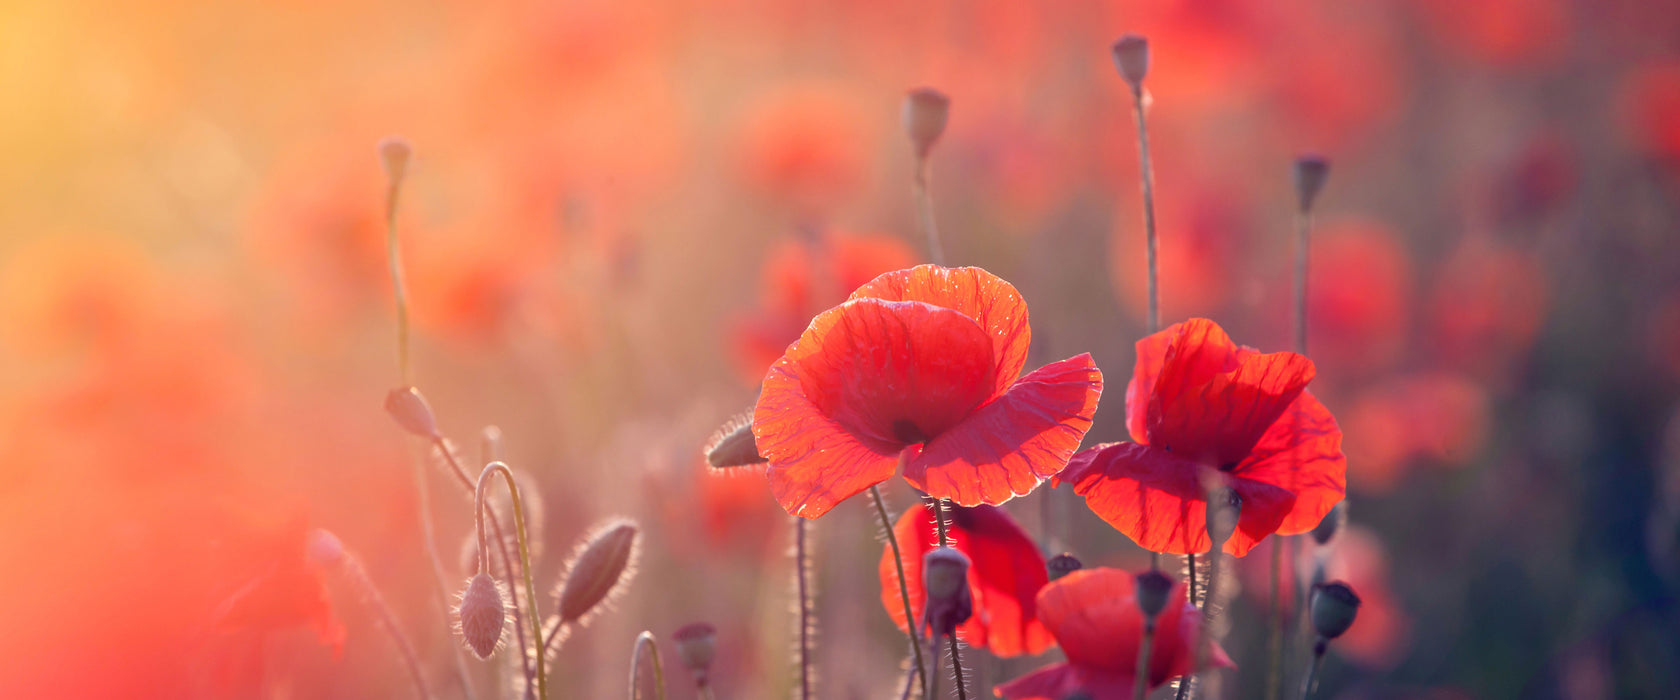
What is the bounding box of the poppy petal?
[1233,390,1347,535]
[904,354,1103,506]
[1059,442,1296,556]
[1125,321,1183,443]
[755,298,997,518]
[1148,320,1316,467]
[1147,582,1236,682]
[851,265,1031,396]
[993,662,1090,700]
[1034,568,1142,672]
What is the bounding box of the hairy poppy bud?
[1311,501,1346,546]
[556,519,640,623]
[705,413,766,469]
[903,88,950,159]
[1294,155,1330,213]
[1047,553,1083,581]
[922,546,973,635]
[458,573,506,659]
[1206,488,1242,549]
[1309,581,1361,640]
[672,622,717,686]
[379,136,411,183]
[306,528,344,569]
[1111,35,1149,88]
[385,386,440,439]
[1134,569,1174,620]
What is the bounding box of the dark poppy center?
[1218,461,1239,472]
[892,419,931,445]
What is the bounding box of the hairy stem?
[947,635,969,700]
[1129,84,1160,335]
[873,486,929,699]
[1299,641,1326,700]
[436,438,533,684]
[476,462,547,699]
[796,517,812,700]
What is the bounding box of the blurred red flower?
[1415,0,1568,68]
[1059,319,1345,556]
[878,502,1053,658]
[1303,220,1413,377]
[212,515,346,657]
[1343,372,1490,493]
[994,567,1231,699]
[1426,238,1548,384]
[753,264,1103,518]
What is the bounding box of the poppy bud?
[556,519,640,623]
[705,413,766,469]
[1309,581,1361,640]
[903,88,950,159]
[306,528,345,569]
[1134,569,1174,620]
[457,573,507,659]
[1046,553,1083,581]
[379,136,411,184]
[672,622,717,686]
[1294,155,1330,213]
[1111,35,1150,88]
[1206,488,1242,549]
[922,546,973,635]
[385,386,440,439]
[1311,501,1346,546]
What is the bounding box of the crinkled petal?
[1034,568,1141,672]
[994,663,1097,700]
[1125,321,1183,443]
[904,354,1103,506]
[851,265,1031,396]
[1234,390,1347,535]
[1148,320,1316,467]
[1148,582,1236,682]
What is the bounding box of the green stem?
[437,438,534,683]
[872,486,930,699]
[477,462,547,700]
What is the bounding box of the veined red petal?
[1058,442,1296,556]
[903,354,1103,506]
[1125,321,1182,443]
[994,663,1137,700]
[755,298,997,518]
[878,503,1053,657]
[1148,320,1315,467]
[1233,390,1347,535]
[1033,569,1232,691]
[851,265,1032,396]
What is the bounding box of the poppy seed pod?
[1134,569,1174,620]
[922,546,974,635]
[705,413,766,469]
[1111,35,1149,88]
[384,386,440,439]
[1295,155,1330,213]
[457,573,506,659]
[379,136,411,183]
[1047,553,1083,581]
[902,88,950,159]
[556,519,640,623]
[1309,581,1362,640]
[672,622,717,686]
[1206,488,1242,549]
[1311,501,1346,546]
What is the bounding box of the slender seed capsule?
[384,386,440,439]
[457,573,507,659]
[705,412,766,469]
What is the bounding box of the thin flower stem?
[477,462,547,700]
[872,486,930,699]
[932,499,969,699]
[935,499,950,548]
[541,618,568,659]
[1186,553,1199,606]
[1133,621,1155,700]
[343,553,434,700]
[436,438,534,683]
[1295,209,1311,357]
[1129,84,1160,336]
[947,635,970,700]
[412,461,476,700]
[630,631,668,700]
[1299,643,1326,700]
[1266,539,1284,700]
[928,630,942,700]
[913,156,946,266]
[899,620,931,700]
[1190,551,1224,698]
[795,517,812,700]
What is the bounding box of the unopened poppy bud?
[1206,488,1242,549]
[1134,569,1174,620]
[705,413,766,469]
[672,622,717,686]
[556,519,640,623]
[1111,34,1150,88]
[385,386,440,439]
[1294,155,1330,213]
[1311,501,1346,546]
[1047,553,1083,581]
[379,136,411,184]
[306,528,344,568]
[457,573,506,659]
[902,88,950,159]
[1309,581,1361,640]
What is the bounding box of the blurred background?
[3,0,1679,697]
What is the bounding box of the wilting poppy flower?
[878,502,1053,657]
[1057,319,1345,556]
[753,264,1103,518]
[994,567,1231,699]
[212,516,346,657]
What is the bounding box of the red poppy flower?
[878,502,1053,657]
[752,264,1103,518]
[994,567,1231,699]
[1057,319,1344,557]
[213,516,346,657]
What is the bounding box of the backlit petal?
[851,265,1031,396]
[1233,390,1346,535]
[1148,320,1315,467]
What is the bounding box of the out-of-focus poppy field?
[4,0,1680,698]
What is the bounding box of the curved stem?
[435,438,534,681]
[630,631,667,700]
[872,486,930,699]
[413,462,476,700]
[477,462,547,700]
[795,517,812,700]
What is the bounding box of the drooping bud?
[1309,581,1362,640]
[457,573,507,659]
[384,386,440,439]
[902,88,951,159]
[1046,553,1083,581]
[922,546,973,635]
[672,622,718,687]
[1206,487,1242,550]
[555,519,640,623]
[704,412,766,469]
[1310,501,1346,546]
[1294,155,1330,214]
[306,528,345,569]
[1111,34,1150,89]
[379,136,412,185]
[1134,569,1174,620]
